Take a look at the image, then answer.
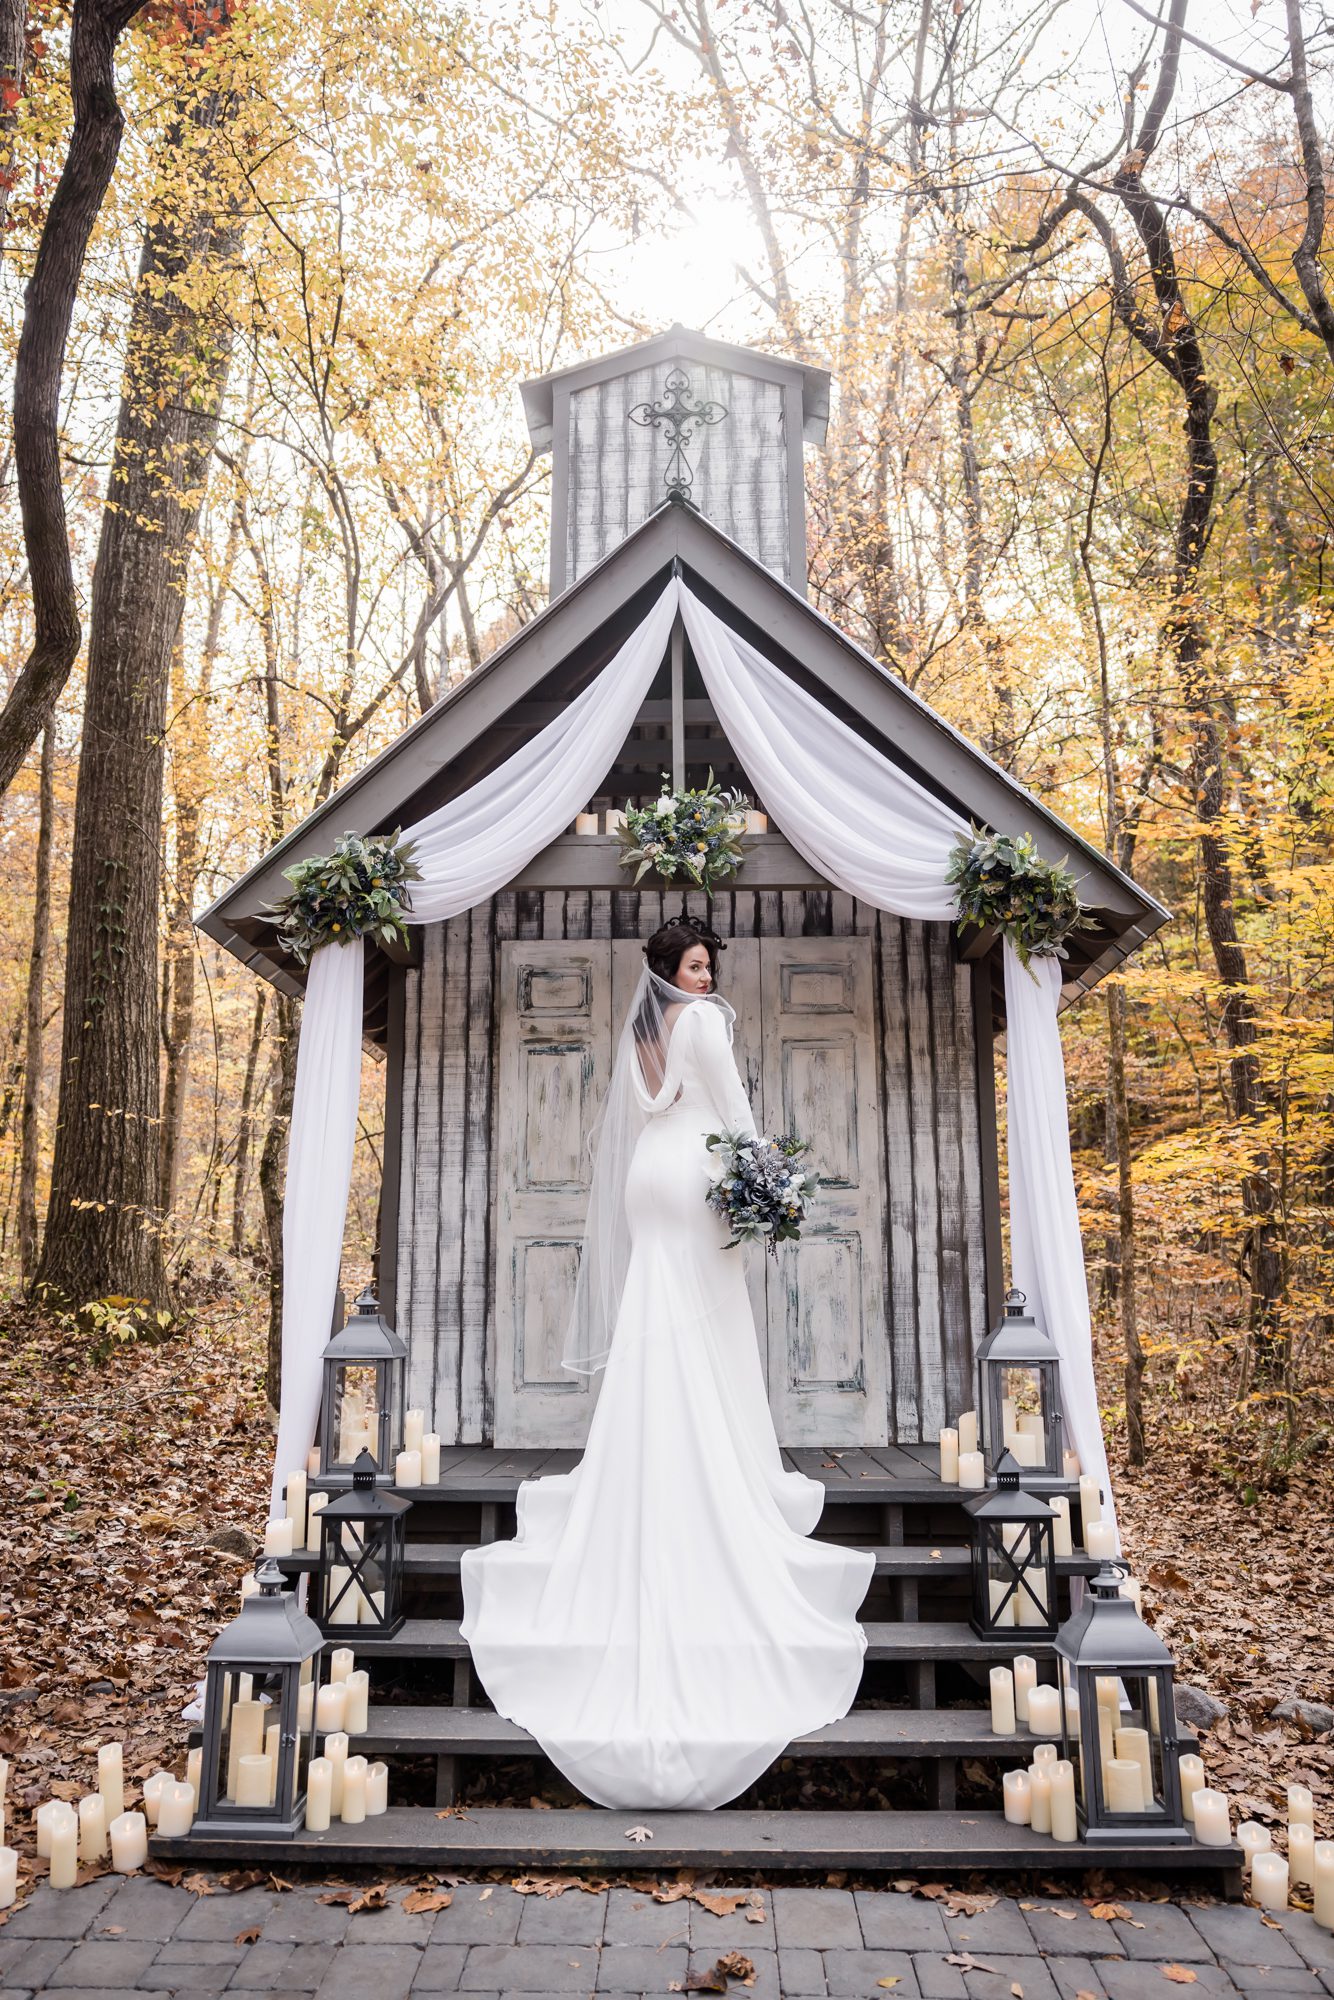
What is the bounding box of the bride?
[459,914,874,1810]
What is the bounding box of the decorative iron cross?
[628,367,728,499]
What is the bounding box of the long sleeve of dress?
[690,1003,759,1140]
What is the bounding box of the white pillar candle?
[1028,1686,1063,1738]
[957,1410,978,1456]
[574,810,599,834]
[1252,1851,1289,1911]
[264,1723,281,1803]
[109,1809,147,1873]
[988,1579,1015,1627]
[1051,1496,1073,1558]
[1029,1764,1052,1834]
[1013,1655,1037,1725]
[1290,1823,1316,1890]
[1001,1396,1017,1445]
[141,1771,174,1828]
[1015,1568,1051,1628]
[263,1516,295,1558]
[36,1800,61,1857]
[234,1754,272,1808]
[315,1682,348,1733]
[340,1754,368,1824]
[156,1782,195,1839]
[1114,1726,1154,1805]
[343,1670,370,1735]
[1064,1685,1080,1732]
[1063,1449,1081,1479]
[330,1647,355,1685]
[325,1733,349,1817]
[186,1747,202,1805]
[1179,1752,1206,1821]
[744,808,768,834]
[989,1667,1016,1736]
[394,1448,422,1488]
[1104,1758,1145,1813]
[938,1428,960,1484]
[1193,1788,1232,1846]
[1085,1519,1119,1561]
[604,808,626,834]
[77,1794,108,1863]
[1002,1768,1032,1825]
[325,1565,359,1624]
[305,1757,333,1832]
[1236,1820,1271,1876]
[360,1589,386,1626]
[48,1805,78,1889]
[298,1679,315,1733]
[403,1409,425,1454]
[1010,1432,1041,1469]
[227,1698,266,1796]
[306,1445,322,1474]
[958,1451,985,1490]
[305,1492,328,1553]
[1050,1759,1078,1842]
[1313,1840,1334,1928]
[0,1847,16,1909]
[422,1433,441,1484]
[285,1470,307,1547]
[366,1761,388,1816]
[1078,1476,1103,1534]
[1289,1785,1315,1830]
[98,1742,125,1822]
[1032,1740,1058,1767]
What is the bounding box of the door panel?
[761,936,888,1443]
[493,941,611,1445]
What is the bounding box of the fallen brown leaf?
[319,1884,389,1913]
[693,1891,760,1918]
[401,1888,453,1914]
[434,1804,470,1820]
[946,1953,1000,1974]
[1162,1969,1198,1985]
[234,1926,261,1946]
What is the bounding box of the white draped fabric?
[270,574,1113,1538]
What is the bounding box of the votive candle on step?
[1029,1764,1052,1834]
[329,1647,355,1685]
[285,1470,307,1547]
[938,1428,960,1484]
[1078,1476,1102,1534]
[1002,1768,1032,1826]
[1313,1841,1334,1929]
[1085,1519,1118,1562]
[1179,1753,1206,1821]
[340,1755,368,1825]
[155,1782,195,1839]
[1013,1655,1037,1726]
[186,1746,202,1805]
[1051,1496,1073,1558]
[422,1434,441,1484]
[1237,1821,1271,1876]
[1063,1449,1081,1479]
[98,1742,125,1822]
[35,1801,60,1858]
[1290,1823,1316,1891]
[0,1847,16,1909]
[306,1445,321,1475]
[325,1733,349,1818]
[315,1682,348,1734]
[1027,1686,1063,1739]
[141,1771,173,1827]
[48,1804,78,1889]
[403,1409,425,1455]
[1050,1759,1078,1843]
[1192,1788,1232,1846]
[263,1517,295,1558]
[574,812,599,835]
[1032,1741,1058,1767]
[1289,1784,1315,1830]
[366,1762,388,1816]
[958,1451,985,1491]
[1064,1685,1080,1732]
[957,1410,978,1456]
[305,1758,333,1833]
[304,1492,328,1553]
[343,1670,370,1735]
[394,1449,422,1488]
[77,1794,107,1863]
[109,1809,147,1873]
[989,1666,1016,1736]
[1252,1851,1289,1911]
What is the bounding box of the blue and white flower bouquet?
[703,1129,820,1254]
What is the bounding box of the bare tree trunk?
[258,997,297,1405]
[159,645,198,1218]
[0,0,147,801]
[1283,0,1334,365]
[35,62,240,1310]
[230,986,266,1255]
[1106,981,1145,1462]
[18,725,54,1278]
[0,0,27,255]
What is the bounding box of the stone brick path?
[1,1876,1331,1998]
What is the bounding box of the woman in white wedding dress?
[459,915,875,1810]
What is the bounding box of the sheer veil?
[560,955,736,1376]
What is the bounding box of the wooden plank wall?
[389,888,992,1444]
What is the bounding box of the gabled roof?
[520,323,832,452]
[197,498,1170,1019]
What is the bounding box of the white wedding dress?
[458,994,875,1810]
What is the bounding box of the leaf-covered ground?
[0,1289,1328,1908]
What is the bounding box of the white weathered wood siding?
[389,890,990,1446]
[567,366,790,585]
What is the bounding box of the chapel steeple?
[520,325,830,600]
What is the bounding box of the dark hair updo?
[644,913,726,987]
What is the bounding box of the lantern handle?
[1003,1287,1026,1314]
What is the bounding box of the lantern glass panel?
[984,1523,1054,1632]
[333,1364,382,1466]
[201,1660,314,1830]
[316,1460,408,1639]
[1061,1658,1180,1834]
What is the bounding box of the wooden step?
[350,1703,1063,1761]
[277,1544,1100,1580]
[346,1618,1054,1664]
[153,1803,1242,1881]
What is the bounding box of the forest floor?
[0,1278,1331,1909]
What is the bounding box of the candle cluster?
[393,1410,442,1486]
[1001,1743,1078,1840]
[6,1741,194,1903]
[989,1659,1077,1739]
[1232,1787,1334,1921]
[938,1413,1082,1489]
[308,1649,386,1829]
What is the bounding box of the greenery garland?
[616,769,751,894]
[271,830,422,964]
[946,825,1094,969]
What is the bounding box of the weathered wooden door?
[760,936,888,1444]
[493,941,611,1446]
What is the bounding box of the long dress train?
[458,997,875,1810]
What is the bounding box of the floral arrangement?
[945,825,1094,969]
[703,1129,821,1255]
[616,769,750,894]
[270,830,422,964]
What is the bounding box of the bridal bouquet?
[703,1129,820,1254]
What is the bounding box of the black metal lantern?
[318,1285,407,1482]
[964,1449,1058,1639]
[316,1448,410,1638]
[976,1287,1064,1479]
[194,1559,323,1839]
[1056,1561,1188,1844]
